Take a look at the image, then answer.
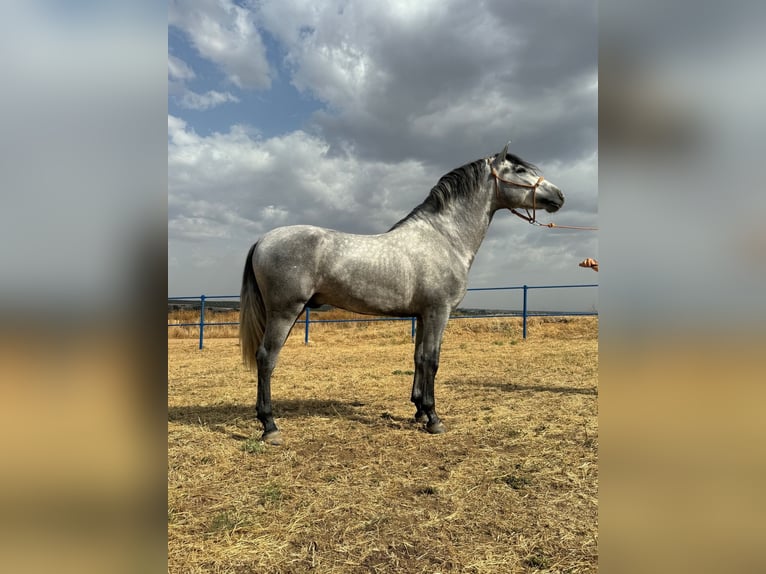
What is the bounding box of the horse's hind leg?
[256,307,303,445]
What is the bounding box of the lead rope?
[491,167,598,231]
[530,221,599,230]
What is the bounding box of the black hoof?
[426,420,446,434]
[261,430,284,446]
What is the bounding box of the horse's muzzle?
[543,187,565,212]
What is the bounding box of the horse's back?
[252,225,417,314]
[252,223,467,315]
[257,224,322,253]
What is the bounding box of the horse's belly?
[316,259,416,316]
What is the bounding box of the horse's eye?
[514,166,527,174]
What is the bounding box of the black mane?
[388,153,538,231]
[388,159,484,230]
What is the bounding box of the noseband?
[490,166,545,224]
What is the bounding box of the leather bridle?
[490,165,545,224]
[490,164,598,230]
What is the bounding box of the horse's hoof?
[426,421,446,434]
[261,430,284,446]
[414,412,428,424]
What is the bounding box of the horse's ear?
[492,141,510,170]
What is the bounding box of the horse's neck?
[437,193,494,266]
[393,180,495,270]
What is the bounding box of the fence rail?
[168,284,597,349]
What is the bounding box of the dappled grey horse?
[240,143,564,445]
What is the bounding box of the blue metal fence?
[169,284,597,349]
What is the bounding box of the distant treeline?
[168,300,530,316]
[168,301,239,312]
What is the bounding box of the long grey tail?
[239,242,266,372]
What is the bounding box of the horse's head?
[489,142,565,216]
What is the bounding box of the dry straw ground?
[168,313,598,573]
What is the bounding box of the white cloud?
[289,39,376,110]
[168,54,195,81]
[176,89,240,110]
[411,89,512,140]
[545,151,598,217]
[167,115,437,245]
[250,0,595,166]
[169,0,271,90]
[256,0,451,111]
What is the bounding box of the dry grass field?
[168,314,598,573]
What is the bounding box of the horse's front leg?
[410,317,428,423]
[416,308,449,434]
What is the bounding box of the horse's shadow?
[169,399,357,425]
[168,399,413,435]
[169,382,595,439]
[454,379,597,396]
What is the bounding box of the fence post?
[199,294,206,350]
[304,308,310,345]
[522,285,528,340]
[411,316,416,341]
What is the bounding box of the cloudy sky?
[168,0,598,311]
